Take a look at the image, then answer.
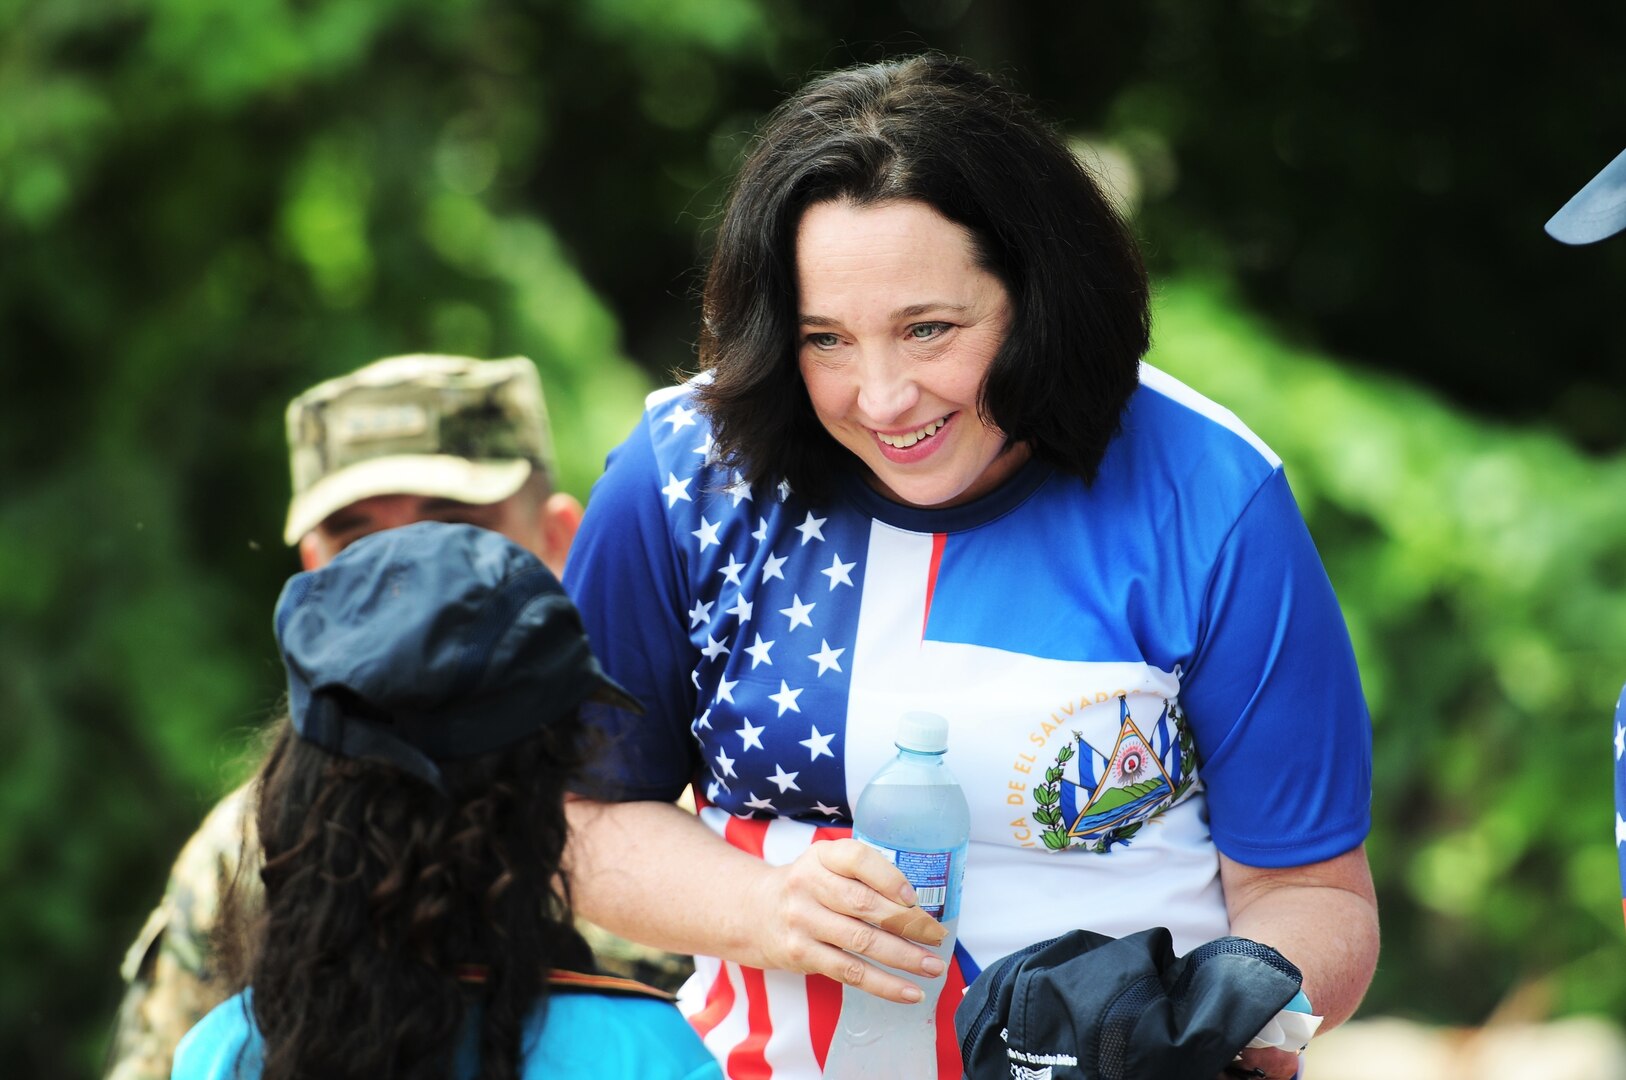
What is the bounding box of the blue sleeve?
[522,995,723,1079]
[1180,467,1372,867]
[562,413,701,802]
[171,993,261,1080]
[597,999,724,1079]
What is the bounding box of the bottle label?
[854,835,964,920]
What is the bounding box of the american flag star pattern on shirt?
[1615,681,1626,930]
[657,391,871,825]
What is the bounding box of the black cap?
[956,927,1303,1080]
[273,521,641,790]
[1546,148,1626,245]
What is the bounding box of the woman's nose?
[854,350,919,424]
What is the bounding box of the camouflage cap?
[283,354,555,546]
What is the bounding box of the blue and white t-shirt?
[564,364,1371,1079]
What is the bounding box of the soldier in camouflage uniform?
[105,354,693,1080]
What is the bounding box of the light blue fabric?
[172,989,723,1080]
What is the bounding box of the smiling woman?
[692,54,1150,510]
[561,53,1378,1080]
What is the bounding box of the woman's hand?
[744,838,948,1003]
[1219,1046,1300,1079]
[565,800,949,1001]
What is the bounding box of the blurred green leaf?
[8,3,1626,1076]
[1152,277,1626,1021]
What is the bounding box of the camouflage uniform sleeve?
[569,785,697,995]
[572,917,694,995]
[104,784,261,1080]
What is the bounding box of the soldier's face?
[301,493,544,570]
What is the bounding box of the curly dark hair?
[694,53,1151,503]
[219,713,591,1080]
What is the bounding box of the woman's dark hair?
[695,53,1151,502]
[219,713,591,1080]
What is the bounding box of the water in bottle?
[822,711,970,1080]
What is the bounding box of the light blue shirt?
[173,988,724,1080]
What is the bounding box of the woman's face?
[795,199,1028,510]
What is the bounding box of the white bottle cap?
[895,711,949,753]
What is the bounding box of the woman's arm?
[563,797,948,1003]
[1218,844,1379,1079]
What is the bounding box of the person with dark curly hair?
[171,522,722,1080]
[561,54,1377,1079]
[108,354,693,1080]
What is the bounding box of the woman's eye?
[806,332,840,349]
[908,322,950,340]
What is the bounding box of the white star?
[688,598,714,628]
[693,432,714,458]
[744,633,776,669]
[808,639,845,676]
[769,679,804,716]
[665,403,697,431]
[718,555,745,587]
[736,717,765,751]
[779,594,815,631]
[706,780,722,801]
[695,708,713,730]
[691,670,701,689]
[744,792,777,813]
[777,479,792,501]
[691,516,721,551]
[813,801,843,817]
[752,517,769,542]
[761,551,788,583]
[821,552,855,590]
[800,724,835,760]
[700,634,730,660]
[795,511,827,546]
[714,747,737,779]
[1617,813,1626,847]
[715,676,739,704]
[661,472,692,508]
[767,764,801,793]
[728,472,754,506]
[1616,723,1623,761]
[727,593,754,623]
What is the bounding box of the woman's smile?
[872,413,951,453]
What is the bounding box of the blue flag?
[1615,682,1626,929]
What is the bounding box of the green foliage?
[1151,278,1626,1022]
[2,1,775,1073]
[6,0,1625,1075]
[1102,1,1626,450]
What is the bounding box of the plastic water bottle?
[822,712,970,1080]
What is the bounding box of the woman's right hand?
[744,837,949,1003]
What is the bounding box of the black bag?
[955,928,1302,1080]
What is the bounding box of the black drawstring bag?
[955,928,1302,1080]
